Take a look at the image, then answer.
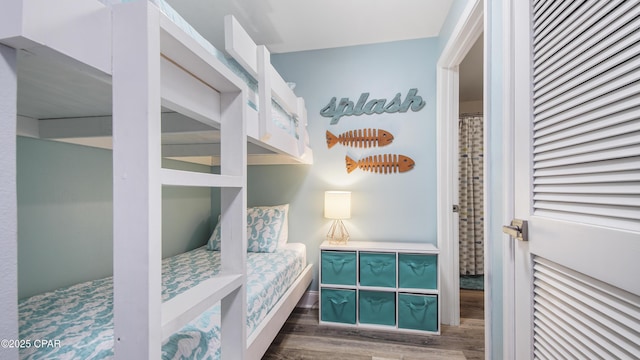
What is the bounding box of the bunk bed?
[19,243,308,359]
[0,0,313,359]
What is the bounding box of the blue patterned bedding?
[19,244,306,359]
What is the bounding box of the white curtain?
[458,114,484,275]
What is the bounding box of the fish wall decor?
[326,129,394,149]
[346,154,415,174]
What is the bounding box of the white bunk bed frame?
[224,15,313,166]
[0,1,312,359]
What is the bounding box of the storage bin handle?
[365,260,392,275]
[364,296,390,313]
[329,258,353,273]
[401,297,432,321]
[404,260,431,275]
[329,295,350,315]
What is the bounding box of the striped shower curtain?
[459,114,484,275]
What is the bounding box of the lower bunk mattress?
[18,243,307,359]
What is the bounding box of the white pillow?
[277,204,289,248]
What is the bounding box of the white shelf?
[160,168,243,188]
[159,13,243,95]
[319,240,440,335]
[320,240,439,253]
[161,272,244,339]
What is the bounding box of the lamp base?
[327,219,350,245]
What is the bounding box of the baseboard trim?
[296,290,318,309]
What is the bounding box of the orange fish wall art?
[346,154,415,174]
[326,129,394,149]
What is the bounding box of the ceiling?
[459,35,484,102]
[165,0,455,54]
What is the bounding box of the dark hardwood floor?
[263,289,484,360]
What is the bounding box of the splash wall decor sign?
[320,88,425,125]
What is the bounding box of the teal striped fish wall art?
[326,128,394,149]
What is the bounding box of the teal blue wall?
[269,38,438,291]
[162,161,214,258]
[17,137,112,300]
[17,137,213,299]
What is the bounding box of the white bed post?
[219,89,248,359]
[257,45,272,142]
[0,43,19,360]
[112,2,162,359]
[296,97,307,157]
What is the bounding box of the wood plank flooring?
[263,289,484,360]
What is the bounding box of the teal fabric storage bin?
[321,251,356,285]
[398,293,438,332]
[358,290,396,326]
[321,288,356,324]
[398,253,437,289]
[359,252,396,287]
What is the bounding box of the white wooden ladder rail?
[224,15,311,163]
[112,2,247,359]
[0,43,19,360]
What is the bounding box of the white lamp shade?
[324,191,351,219]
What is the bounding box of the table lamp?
[324,191,351,245]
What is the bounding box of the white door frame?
[501,0,516,358]
[436,0,483,327]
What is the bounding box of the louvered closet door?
[512,0,640,359]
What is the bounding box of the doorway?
[435,0,484,333]
[458,36,484,289]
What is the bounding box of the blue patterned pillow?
[207,214,222,251]
[207,205,287,253]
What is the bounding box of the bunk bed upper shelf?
[4,0,313,166]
